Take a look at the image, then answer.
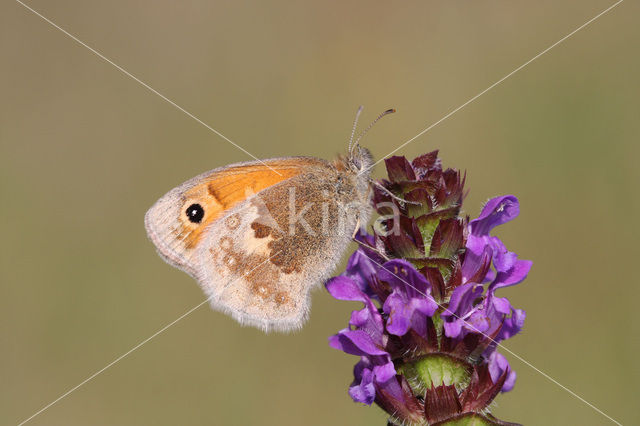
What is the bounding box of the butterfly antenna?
[348,105,364,156]
[353,108,396,148]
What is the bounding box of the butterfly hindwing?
[197,167,371,331]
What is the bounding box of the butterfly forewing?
[145,158,314,277]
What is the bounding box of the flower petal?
[491,259,532,290]
[470,195,520,236]
[497,308,526,341]
[488,237,517,273]
[373,360,397,383]
[412,296,438,317]
[488,351,516,392]
[468,311,491,333]
[444,283,482,316]
[378,259,431,297]
[326,276,384,340]
[328,329,387,356]
[349,361,376,404]
[443,318,463,338]
[345,233,384,294]
[442,283,485,337]
[462,244,493,283]
[491,295,512,315]
[383,293,412,336]
[325,276,368,302]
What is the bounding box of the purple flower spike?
[326,151,531,425]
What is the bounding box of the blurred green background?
[1,1,638,425]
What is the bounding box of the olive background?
[1,1,638,425]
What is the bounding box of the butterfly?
[144,107,395,332]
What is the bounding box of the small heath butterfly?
[145,107,394,332]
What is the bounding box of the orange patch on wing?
[179,160,313,249]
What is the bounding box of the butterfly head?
[346,144,374,174]
[345,106,394,178]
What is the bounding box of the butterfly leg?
[351,217,360,240]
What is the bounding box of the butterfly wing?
[145,157,368,331]
[145,158,314,277]
[196,169,369,331]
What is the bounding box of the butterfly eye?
[185,203,204,223]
